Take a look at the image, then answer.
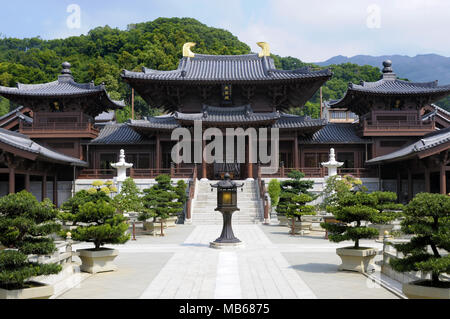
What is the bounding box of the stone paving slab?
[58,224,398,299]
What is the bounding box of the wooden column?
[202,139,207,179]
[53,175,58,207]
[294,135,299,169]
[396,170,402,203]
[440,163,446,195]
[424,168,431,193]
[8,167,15,194]
[25,172,30,192]
[156,135,161,171]
[42,174,47,201]
[407,168,413,202]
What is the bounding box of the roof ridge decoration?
[381,60,397,81]
[257,42,270,58]
[183,42,196,58]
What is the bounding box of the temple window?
[337,152,355,168]
[99,153,117,170]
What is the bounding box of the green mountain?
[0,17,447,119]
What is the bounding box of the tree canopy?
[0,17,448,120]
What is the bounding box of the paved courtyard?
[58,224,398,299]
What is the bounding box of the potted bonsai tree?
[0,191,62,299]
[284,193,316,235]
[276,171,315,231]
[389,192,449,299]
[369,191,404,241]
[68,199,130,274]
[321,191,379,273]
[139,175,184,236]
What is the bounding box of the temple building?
[0,62,124,204]
[0,44,449,209]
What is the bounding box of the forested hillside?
[0,17,447,120]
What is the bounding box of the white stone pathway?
[139,225,317,299]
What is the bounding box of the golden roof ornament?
[183,42,196,58]
[257,42,270,57]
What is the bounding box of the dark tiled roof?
[366,127,450,164]
[298,123,371,144]
[128,115,179,131]
[175,105,280,124]
[90,124,150,145]
[422,104,450,124]
[122,54,332,83]
[95,111,116,122]
[0,63,125,111]
[273,114,326,129]
[0,106,24,121]
[0,128,87,166]
[330,61,450,110]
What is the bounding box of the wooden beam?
[425,167,431,193]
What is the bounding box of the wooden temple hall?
[1,43,450,205]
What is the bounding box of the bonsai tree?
[321,191,379,249]
[60,189,111,224]
[284,193,316,235]
[139,175,184,236]
[370,191,404,224]
[0,191,62,290]
[268,179,281,209]
[68,200,130,250]
[390,193,450,288]
[113,178,143,215]
[276,170,315,220]
[276,171,316,234]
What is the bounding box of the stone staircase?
[191,179,264,225]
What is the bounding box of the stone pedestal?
[77,248,119,274]
[336,247,377,273]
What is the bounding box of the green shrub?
[0,191,62,289]
[389,193,450,287]
[268,179,281,208]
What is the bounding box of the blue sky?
[1,0,449,62]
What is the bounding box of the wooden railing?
[185,165,198,221]
[360,119,435,132]
[77,169,115,179]
[260,165,378,178]
[20,121,100,134]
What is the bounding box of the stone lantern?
[321,148,343,178]
[210,173,244,248]
[111,149,133,193]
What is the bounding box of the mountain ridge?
[315,54,450,84]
